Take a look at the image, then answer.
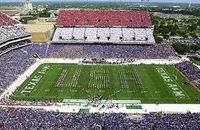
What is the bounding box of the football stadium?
[0,1,200,129]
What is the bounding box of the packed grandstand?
[0,9,200,129]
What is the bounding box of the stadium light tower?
[24,0,33,11]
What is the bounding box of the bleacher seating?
[0,12,18,26]
[0,107,199,129]
[56,10,152,27]
[0,26,31,45]
[175,61,200,88]
[52,27,155,43]
[53,10,154,44]
[0,11,31,54]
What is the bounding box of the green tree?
[154,36,163,43]
[190,45,200,52]
[172,43,190,54]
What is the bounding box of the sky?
[0,0,200,3]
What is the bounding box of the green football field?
[11,63,200,103]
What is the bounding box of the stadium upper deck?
[53,10,154,44]
[0,11,31,55]
[56,10,152,27]
[0,12,18,26]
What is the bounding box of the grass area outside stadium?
[11,63,200,104]
[189,56,200,65]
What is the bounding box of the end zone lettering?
[156,67,186,98]
[21,66,50,95]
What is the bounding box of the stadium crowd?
[0,107,199,129]
[0,11,31,54]
[0,49,35,94]
[175,61,200,88]
[0,26,31,44]
[48,44,176,59]
[21,43,177,59]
